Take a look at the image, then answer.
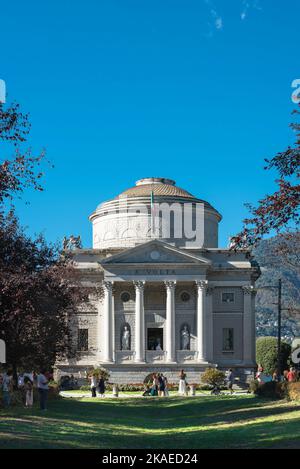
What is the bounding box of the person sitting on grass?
[142,384,151,396]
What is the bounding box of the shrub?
[201,368,226,388]
[86,367,110,381]
[250,380,286,399]
[286,382,300,401]
[256,337,291,375]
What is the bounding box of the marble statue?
[155,339,162,351]
[121,325,130,351]
[181,325,190,350]
[62,235,82,250]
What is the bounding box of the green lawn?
[1,395,300,449]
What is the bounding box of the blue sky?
[1,0,299,248]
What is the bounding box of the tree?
[232,107,300,248]
[256,337,291,375]
[0,100,86,382]
[0,101,48,204]
[0,211,86,380]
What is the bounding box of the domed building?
[56,178,260,385]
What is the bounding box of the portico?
[99,278,212,366]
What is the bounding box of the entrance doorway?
[147,328,163,351]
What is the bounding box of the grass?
[1,395,300,449]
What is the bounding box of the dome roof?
[90,177,222,249]
[116,177,198,201]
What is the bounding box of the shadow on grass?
[0,395,299,449]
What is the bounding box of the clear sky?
[1,0,299,248]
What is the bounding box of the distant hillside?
[253,235,300,342]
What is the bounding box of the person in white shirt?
[37,370,49,410]
[90,373,97,397]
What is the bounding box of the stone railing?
[146,350,166,363]
[176,350,198,363]
[115,351,135,363]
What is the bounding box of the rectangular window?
[77,329,88,351]
[223,328,234,352]
[222,292,235,303]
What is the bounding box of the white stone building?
[56,177,260,384]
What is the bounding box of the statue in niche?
[181,325,190,350]
[121,324,131,351]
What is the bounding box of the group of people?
[256,365,299,383]
[89,373,106,397]
[0,368,51,410]
[143,372,169,396]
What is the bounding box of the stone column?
[134,281,145,363]
[165,280,176,363]
[205,286,214,363]
[102,281,114,363]
[242,285,255,365]
[195,280,208,362]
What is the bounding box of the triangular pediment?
[100,240,211,266]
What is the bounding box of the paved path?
[60,391,248,399]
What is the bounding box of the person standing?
[37,370,49,411]
[98,376,105,397]
[2,370,13,408]
[162,374,169,397]
[178,369,187,396]
[287,367,297,383]
[90,373,97,397]
[24,377,33,408]
[226,369,234,394]
[158,373,165,397]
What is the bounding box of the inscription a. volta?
[133,269,176,275]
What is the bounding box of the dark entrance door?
[147,328,163,351]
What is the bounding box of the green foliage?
[250,380,286,399]
[201,368,226,387]
[250,380,300,401]
[87,367,110,382]
[256,337,291,374]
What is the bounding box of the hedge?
[250,380,300,401]
[256,337,291,375]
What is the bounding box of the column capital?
[242,285,255,295]
[133,280,145,291]
[164,280,176,290]
[195,280,208,291]
[103,280,114,292]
